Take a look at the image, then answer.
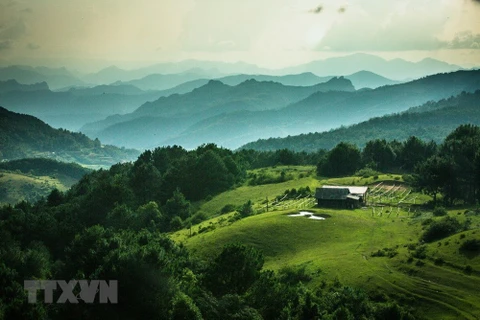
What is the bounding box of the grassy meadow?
[0,171,70,205]
[173,167,480,319]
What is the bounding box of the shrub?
[421,218,433,226]
[220,204,236,214]
[355,167,380,178]
[465,265,473,274]
[433,206,447,217]
[460,239,480,252]
[422,216,462,242]
[415,260,425,267]
[412,245,427,259]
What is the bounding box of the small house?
[315,186,368,209]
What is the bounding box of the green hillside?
[0,171,68,205]
[242,90,480,152]
[0,107,140,166]
[0,158,92,205]
[172,174,480,319]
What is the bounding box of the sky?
[0,0,479,72]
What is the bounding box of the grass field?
[0,171,70,205]
[173,168,480,319]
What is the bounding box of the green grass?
[0,171,69,205]
[173,169,480,319]
[196,167,320,218]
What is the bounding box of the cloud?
[445,32,480,49]
[0,40,12,50]
[0,20,26,40]
[309,5,323,14]
[26,42,40,50]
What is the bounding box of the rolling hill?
[172,172,480,319]
[81,69,480,151]
[0,80,162,130]
[0,65,87,90]
[281,53,462,80]
[0,158,92,205]
[241,90,480,152]
[0,107,139,166]
[139,71,399,99]
[165,70,480,150]
[81,77,354,148]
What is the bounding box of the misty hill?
[281,53,462,80]
[82,77,355,144]
[0,65,87,90]
[81,60,264,84]
[0,82,162,130]
[0,79,49,93]
[217,72,332,87]
[345,71,401,89]
[64,83,147,96]
[219,71,399,89]
[162,69,480,149]
[0,107,139,166]
[145,71,399,100]
[241,90,480,152]
[121,71,214,91]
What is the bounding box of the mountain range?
[241,90,480,152]
[1,53,462,90]
[80,77,355,148]
[0,80,162,130]
[81,69,480,151]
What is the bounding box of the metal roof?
[321,185,368,195]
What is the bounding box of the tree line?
[2,124,480,318]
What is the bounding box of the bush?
[421,218,433,226]
[433,206,447,217]
[412,245,427,259]
[221,204,236,214]
[460,239,480,252]
[465,265,473,274]
[422,217,462,242]
[371,247,398,258]
[355,167,380,178]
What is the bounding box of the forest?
[1,124,480,319]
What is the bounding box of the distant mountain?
[65,83,147,96]
[345,71,401,89]
[121,72,213,91]
[240,90,480,152]
[217,72,332,87]
[0,79,49,93]
[147,71,398,99]
[0,81,162,130]
[82,70,480,150]
[82,77,355,147]
[162,69,480,149]
[0,107,139,166]
[154,78,211,97]
[0,65,87,89]
[81,60,266,85]
[280,53,462,80]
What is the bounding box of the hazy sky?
[1,0,479,71]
